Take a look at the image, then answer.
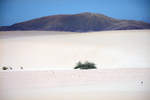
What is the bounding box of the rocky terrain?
[0,12,150,32]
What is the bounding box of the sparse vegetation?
[0,66,24,71]
[2,66,9,70]
[74,61,97,69]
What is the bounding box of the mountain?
[0,12,150,32]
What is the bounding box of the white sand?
[0,30,150,69]
[0,30,150,100]
[0,69,150,100]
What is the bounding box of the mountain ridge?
[0,12,150,32]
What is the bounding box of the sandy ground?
[0,30,150,69]
[0,69,150,100]
[0,30,150,100]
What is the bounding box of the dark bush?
[2,66,8,70]
[74,61,97,69]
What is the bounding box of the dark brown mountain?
[0,12,150,32]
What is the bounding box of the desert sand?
[0,69,150,100]
[0,30,150,69]
[0,30,150,100]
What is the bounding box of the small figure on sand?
[141,81,143,85]
[9,67,13,70]
[20,67,23,70]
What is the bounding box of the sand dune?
[0,69,150,100]
[0,30,150,69]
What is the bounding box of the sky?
[0,0,150,26]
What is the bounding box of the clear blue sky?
[0,0,150,26]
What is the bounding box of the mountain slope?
[0,12,150,32]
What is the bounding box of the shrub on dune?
[74,61,97,69]
[2,66,9,70]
